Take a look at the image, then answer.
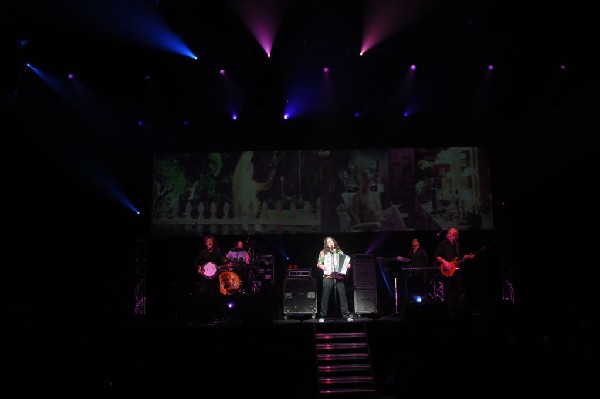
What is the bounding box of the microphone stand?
[391,258,409,318]
[391,271,400,316]
[332,251,346,319]
[247,238,254,264]
[330,250,339,319]
[333,271,338,319]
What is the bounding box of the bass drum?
[218,271,242,295]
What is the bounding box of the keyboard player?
[401,238,431,303]
[407,238,429,269]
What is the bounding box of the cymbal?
[395,256,411,263]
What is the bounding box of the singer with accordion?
[316,236,353,322]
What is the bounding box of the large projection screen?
[151,147,493,236]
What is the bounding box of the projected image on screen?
[151,147,493,236]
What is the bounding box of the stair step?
[320,376,375,384]
[317,352,370,360]
[315,332,366,339]
[319,387,377,395]
[316,342,368,350]
[318,364,372,372]
[314,325,376,397]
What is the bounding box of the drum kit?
[200,260,261,296]
[227,259,262,296]
[199,241,265,296]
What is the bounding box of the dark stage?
[5,290,591,398]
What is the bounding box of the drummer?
[226,240,251,267]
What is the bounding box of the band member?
[194,235,229,282]
[226,240,251,265]
[404,237,430,302]
[225,239,253,294]
[316,236,353,322]
[408,237,429,268]
[192,235,229,320]
[434,227,476,318]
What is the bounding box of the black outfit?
[405,246,430,301]
[408,246,429,268]
[318,249,351,320]
[434,237,467,317]
[192,245,228,320]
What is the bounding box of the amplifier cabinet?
[354,288,377,314]
[352,255,376,288]
[283,278,317,318]
[286,268,312,278]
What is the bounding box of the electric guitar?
[440,246,489,277]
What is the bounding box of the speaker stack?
[282,269,317,319]
[352,254,377,315]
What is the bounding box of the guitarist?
[434,227,476,318]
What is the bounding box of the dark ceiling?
[4,1,597,146]
[3,0,599,218]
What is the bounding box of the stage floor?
[6,299,591,397]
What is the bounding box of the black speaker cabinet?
[283,278,317,318]
[354,288,377,314]
[352,255,376,288]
